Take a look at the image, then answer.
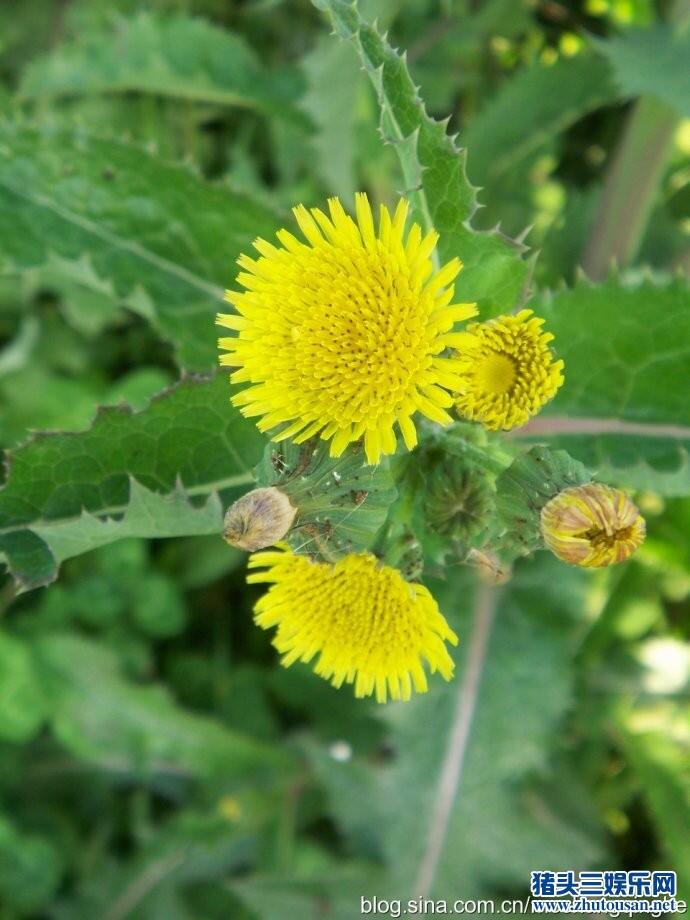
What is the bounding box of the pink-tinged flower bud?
[223,487,297,552]
[540,483,645,568]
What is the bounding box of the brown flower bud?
[540,483,645,568]
[223,487,297,552]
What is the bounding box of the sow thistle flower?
[247,546,458,703]
[218,193,477,465]
[541,483,646,568]
[452,309,564,430]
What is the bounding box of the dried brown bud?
[223,487,297,552]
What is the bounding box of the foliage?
[0,122,279,369]
[0,375,263,590]
[599,23,690,117]
[0,0,689,917]
[517,274,690,494]
[19,12,304,122]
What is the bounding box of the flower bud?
[223,487,297,552]
[540,483,645,568]
[424,452,494,543]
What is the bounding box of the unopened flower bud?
[540,483,645,568]
[223,487,297,552]
[425,460,493,543]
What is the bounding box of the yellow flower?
[452,309,564,430]
[218,193,477,465]
[541,483,645,568]
[247,547,458,702]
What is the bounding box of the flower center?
[583,524,636,550]
[474,352,516,396]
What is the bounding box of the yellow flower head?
[452,309,564,430]
[541,483,645,568]
[218,193,477,465]
[247,547,458,703]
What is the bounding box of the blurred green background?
[1,0,690,917]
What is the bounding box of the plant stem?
[581,0,690,278]
[581,95,678,279]
[414,583,499,899]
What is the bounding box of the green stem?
[581,0,690,278]
[581,95,679,279]
[414,582,499,898]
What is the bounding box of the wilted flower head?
[453,309,564,430]
[223,487,297,552]
[247,546,458,702]
[218,193,477,465]
[541,483,645,567]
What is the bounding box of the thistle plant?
[1,0,690,910]
[219,193,645,701]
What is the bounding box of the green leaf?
[0,812,63,911]
[464,53,619,185]
[384,562,606,897]
[311,559,607,899]
[495,446,591,558]
[130,572,187,638]
[58,808,258,919]
[0,121,280,369]
[599,23,690,118]
[33,480,224,574]
[299,736,384,858]
[19,12,305,123]
[0,631,48,742]
[0,314,38,378]
[233,868,377,920]
[619,705,690,900]
[300,37,360,201]
[312,0,531,318]
[0,365,172,451]
[34,633,291,780]
[519,276,690,495]
[254,439,397,562]
[0,374,263,590]
[29,255,123,335]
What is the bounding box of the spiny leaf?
[0,121,280,370]
[312,0,531,318]
[495,446,592,558]
[32,479,224,573]
[519,275,690,495]
[464,53,619,185]
[0,374,263,590]
[19,11,306,123]
[254,439,397,562]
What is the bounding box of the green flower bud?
[424,453,493,542]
